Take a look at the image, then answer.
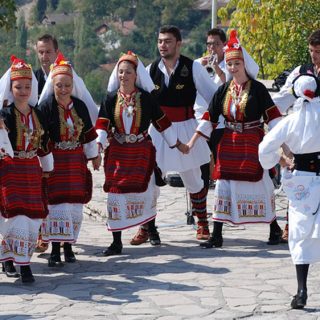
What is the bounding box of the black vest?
[149,55,197,108]
[299,63,318,77]
[34,68,46,96]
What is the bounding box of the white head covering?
[38,53,98,124]
[107,52,155,93]
[0,65,38,110]
[289,74,320,150]
[224,30,259,81]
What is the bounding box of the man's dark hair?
[308,29,320,46]
[37,34,58,50]
[207,28,227,43]
[159,25,182,42]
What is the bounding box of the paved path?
[1,169,320,320]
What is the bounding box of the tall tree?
[219,0,320,78]
[0,0,17,30]
[16,15,28,50]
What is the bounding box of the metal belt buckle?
[234,123,243,132]
[126,134,137,143]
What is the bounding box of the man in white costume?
[130,25,217,245]
[259,74,320,309]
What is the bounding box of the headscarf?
[0,55,38,110]
[107,51,155,93]
[224,30,259,80]
[38,52,98,124]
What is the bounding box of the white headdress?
[107,51,155,93]
[224,30,259,81]
[0,56,38,110]
[38,52,98,124]
[289,74,320,150]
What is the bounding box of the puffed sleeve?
[148,92,177,147]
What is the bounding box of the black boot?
[267,219,282,245]
[200,222,223,248]
[291,264,309,309]
[20,265,35,283]
[291,289,308,309]
[48,242,63,267]
[102,231,123,256]
[148,219,161,246]
[64,243,76,263]
[2,261,19,278]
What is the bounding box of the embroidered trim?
[14,108,44,151]
[114,91,142,135]
[223,80,251,121]
[58,104,84,142]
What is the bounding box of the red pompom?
[303,89,315,99]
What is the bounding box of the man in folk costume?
[38,53,99,267]
[96,51,186,255]
[270,29,320,242]
[187,30,283,248]
[34,34,59,253]
[259,74,320,309]
[0,56,53,282]
[130,25,217,245]
[35,34,59,96]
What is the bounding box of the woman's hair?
[308,29,320,46]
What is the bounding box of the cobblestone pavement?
[1,168,320,320]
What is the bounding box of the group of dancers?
[1,25,320,310]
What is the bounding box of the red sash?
[103,139,156,193]
[213,127,264,182]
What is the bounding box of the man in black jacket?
[34,34,59,95]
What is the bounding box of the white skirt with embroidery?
[282,170,320,264]
[0,215,41,265]
[149,118,211,173]
[212,170,276,224]
[41,203,83,243]
[106,174,159,232]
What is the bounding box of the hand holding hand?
[92,154,102,171]
[177,143,190,154]
[279,155,294,169]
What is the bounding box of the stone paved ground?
[1,168,320,320]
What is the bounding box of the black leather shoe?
[291,289,307,309]
[267,229,283,245]
[2,261,19,278]
[48,254,63,267]
[63,243,77,263]
[200,235,223,248]
[102,243,122,256]
[64,252,76,263]
[149,230,161,246]
[20,265,35,283]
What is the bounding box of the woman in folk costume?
[259,74,320,309]
[96,51,186,256]
[187,30,283,248]
[38,53,99,267]
[0,56,53,283]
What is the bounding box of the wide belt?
[14,149,37,159]
[225,120,262,133]
[294,152,320,175]
[161,105,194,122]
[54,141,81,150]
[113,131,148,144]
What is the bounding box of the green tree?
[219,0,320,78]
[16,15,27,50]
[84,68,109,103]
[0,0,17,30]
